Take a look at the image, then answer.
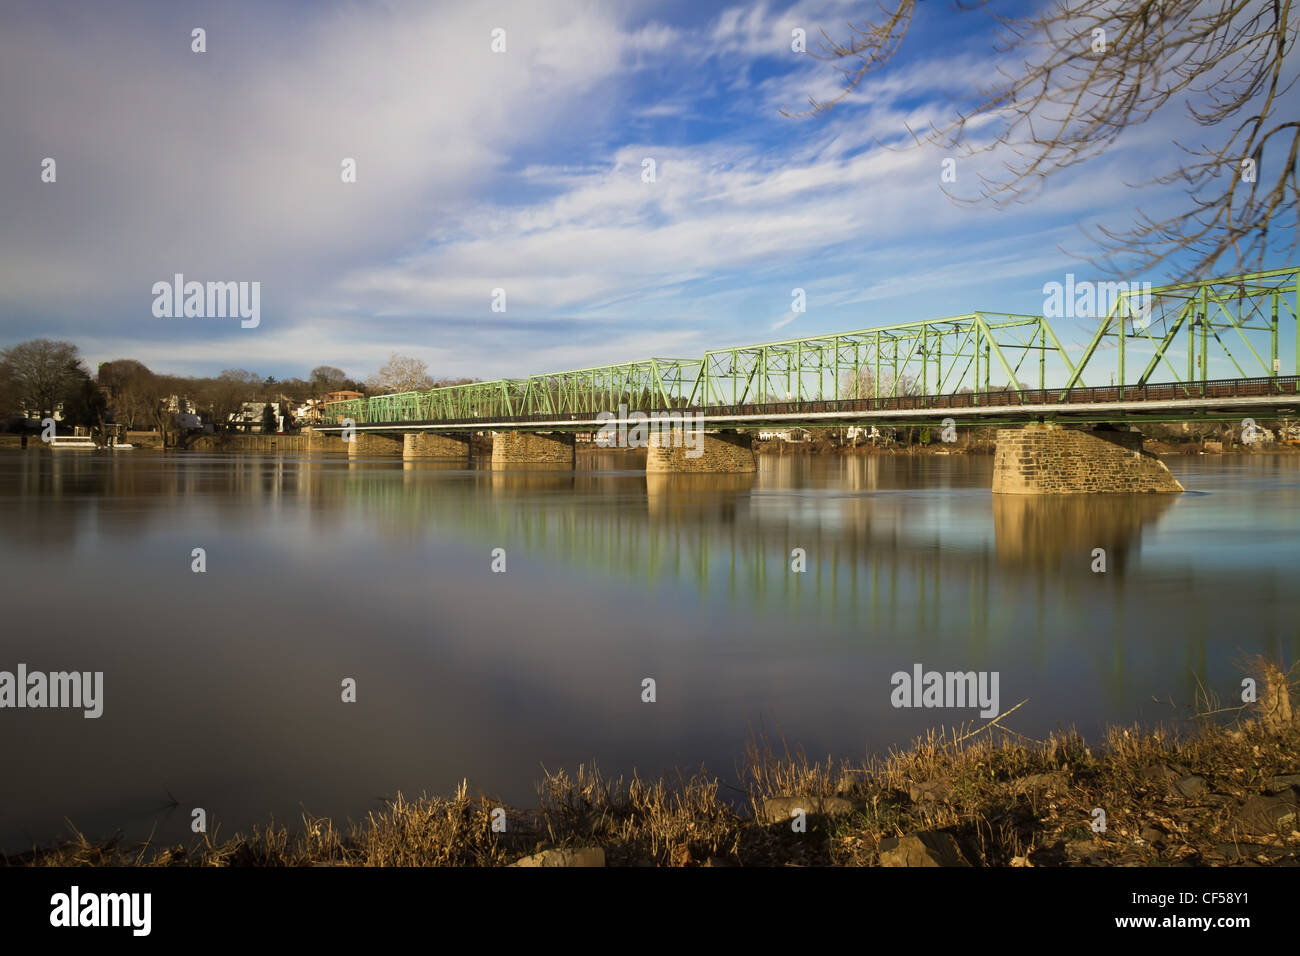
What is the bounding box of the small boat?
[45,435,134,450]
[48,436,97,450]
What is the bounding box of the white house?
[758,428,812,442]
[846,426,886,443]
[228,401,285,433]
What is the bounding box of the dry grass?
[9,663,1297,867]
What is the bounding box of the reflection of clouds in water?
[2,452,1298,858]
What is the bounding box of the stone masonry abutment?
[992,424,1184,494]
[491,431,575,469]
[645,429,757,474]
[347,432,404,457]
[403,432,471,460]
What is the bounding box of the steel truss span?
[321,267,1299,429]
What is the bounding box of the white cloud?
[2,0,1261,385]
[0,0,655,327]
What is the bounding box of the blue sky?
[1,0,1295,384]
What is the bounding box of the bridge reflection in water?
[11,450,1295,721]
[993,494,1174,574]
[330,453,1185,678]
[317,452,1262,713]
[365,456,1173,590]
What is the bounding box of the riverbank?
[10,663,1295,868]
[4,430,1294,458]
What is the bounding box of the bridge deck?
[313,375,1300,432]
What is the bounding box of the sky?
[1,0,1296,384]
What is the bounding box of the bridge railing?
[317,374,1300,428]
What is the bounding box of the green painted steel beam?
[324,266,1299,425]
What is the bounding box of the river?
[2,449,1297,852]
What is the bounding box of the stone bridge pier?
[302,427,349,453]
[992,423,1183,494]
[645,429,756,474]
[491,431,575,469]
[403,432,471,461]
[346,431,475,460]
[346,432,404,457]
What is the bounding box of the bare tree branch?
[795,0,1299,278]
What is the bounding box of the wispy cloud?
[1,0,1272,382]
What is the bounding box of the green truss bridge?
[314,267,1299,489]
[321,267,1298,431]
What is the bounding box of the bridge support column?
[490,431,575,469]
[993,424,1183,494]
[403,432,471,461]
[645,429,756,474]
[347,432,404,457]
[302,427,348,453]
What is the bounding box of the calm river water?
[2,449,1298,852]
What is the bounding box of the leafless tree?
[99,359,158,429]
[367,352,434,394]
[793,0,1298,278]
[205,369,261,432]
[839,366,919,399]
[432,376,480,388]
[309,365,351,394]
[840,367,877,399]
[0,338,85,420]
